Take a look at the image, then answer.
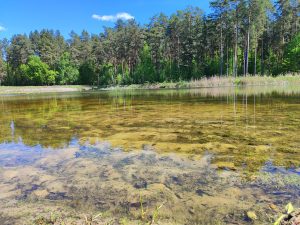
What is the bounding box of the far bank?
[0,74,299,95]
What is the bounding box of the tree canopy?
[0,0,299,86]
[19,55,57,85]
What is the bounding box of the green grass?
[1,74,300,94]
[99,74,300,90]
[0,85,92,94]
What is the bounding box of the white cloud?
[115,13,134,20]
[92,12,134,22]
[0,26,6,32]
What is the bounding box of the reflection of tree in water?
[0,98,79,147]
[10,121,14,138]
[0,90,299,172]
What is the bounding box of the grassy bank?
[0,75,299,94]
[0,85,92,94]
[100,74,300,90]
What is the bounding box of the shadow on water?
[0,86,299,224]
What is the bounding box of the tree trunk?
[243,39,246,76]
[232,48,235,77]
[177,37,180,70]
[245,15,250,76]
[226,39,229,77]
[234,23,238,77]
[254,46,257,75]
[122,60,124,78]
[261,38,264,75]
[220,25,223,76]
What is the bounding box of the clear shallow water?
[0,87,299,224]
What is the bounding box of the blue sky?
[0,0,211,39]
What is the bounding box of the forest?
[0,0,299,86]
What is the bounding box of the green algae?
[1,87,299,171]
[0,87,299,224]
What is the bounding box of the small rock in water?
[195,189,211,196]
[47,192,70,200]
[188,208,195,215]
[215,162,237,171]
[269,203,279,212]
[175,192,183,199]
[130,201,148,208]
[134,180,147,189]
[32,189,49,198]
[249,175,258,181]
[246,211,258,221]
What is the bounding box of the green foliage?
[19,55,57,85]
[79,61,97,85]
[6,34,33,71]
[0,3,299,86]
[283,32,300,73]
[30,29,66,69]
[134,43,156,83]
[124,73,133,85]
[99,63,114,86]
[116,74,123,85]
[57,52,79,84]
[234,78,242,86]
[0,49,6,84]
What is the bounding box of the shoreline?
[0,75,299,95]
[0,85,92,95]
[98,74,300,91]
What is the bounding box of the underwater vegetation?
[0,87,299,224]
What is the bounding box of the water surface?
[0,86,299,224]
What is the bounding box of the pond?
[0,86,299,224]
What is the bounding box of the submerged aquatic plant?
[33,211,114,225]
[83,212,103,225]
[274,203,295,225]
[33,212,65,225]
[139,193,165,225]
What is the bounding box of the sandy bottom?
[0,142,299,225]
